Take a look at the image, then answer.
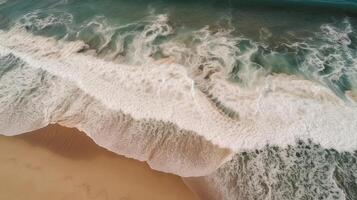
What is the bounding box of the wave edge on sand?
[0,28,356,179]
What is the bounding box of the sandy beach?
[0,125,199,200]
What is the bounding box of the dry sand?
[0,124,200,200]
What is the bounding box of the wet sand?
[184,177,221,200]
[0,124,199,200]
[347,90,357,102]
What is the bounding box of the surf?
[0,27,356,176]
[1,1,357,199]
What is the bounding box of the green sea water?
[1,0,357,96]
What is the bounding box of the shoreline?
[0,124,199,200]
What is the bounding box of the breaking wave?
[1,6,357,199]
[186,141,357,200]
[1,21,357,171]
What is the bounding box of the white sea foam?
[186,141,357,200]
[0,28,233,177]
[20,10,73,31]
[75,15,117,53]
[283,19,357,98]
[0,28,357,176]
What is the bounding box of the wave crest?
[0,28,357,177]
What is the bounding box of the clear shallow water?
[0,0,357,199]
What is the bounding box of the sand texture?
[0,125,199,200]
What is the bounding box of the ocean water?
[0,0,357,199]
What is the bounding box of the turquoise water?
[1,1,357,200]
[1,0,357,97]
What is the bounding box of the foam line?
[1,29,357,176]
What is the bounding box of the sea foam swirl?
[0,26,357,178]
